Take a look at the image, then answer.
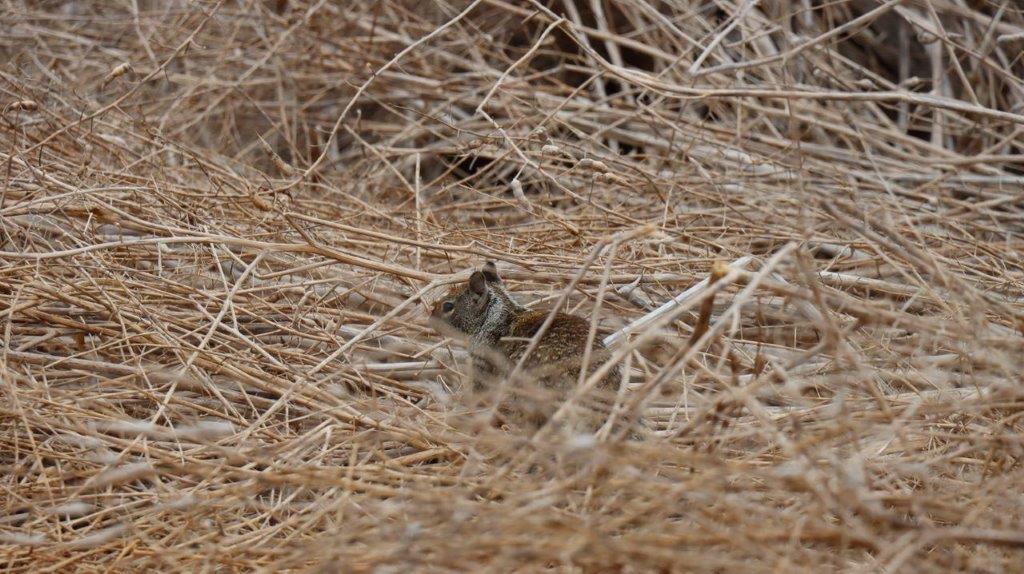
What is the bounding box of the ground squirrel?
[431,262,622,431]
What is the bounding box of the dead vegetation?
[2,0,1024,571]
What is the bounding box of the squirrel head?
[431,261,514,337]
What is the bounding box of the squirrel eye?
[442,301,454,313]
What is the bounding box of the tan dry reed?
[2,0,1024,571]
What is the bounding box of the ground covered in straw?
[2,1,1024,572]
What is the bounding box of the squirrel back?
[431,262,619,390]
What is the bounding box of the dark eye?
[442,301,454,313]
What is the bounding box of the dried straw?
[2,0,1024,571]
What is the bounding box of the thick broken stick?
[603,255,754,347]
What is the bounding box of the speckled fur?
[503,310,619,390]
[431,263,620,391]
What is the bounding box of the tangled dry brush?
[2,0,1024,571]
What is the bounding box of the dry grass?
[2,0,1024,571]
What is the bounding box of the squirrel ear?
[469,271,488,295]
[481,261,501,283]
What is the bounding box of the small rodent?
[431,262,621,430]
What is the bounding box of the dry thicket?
[2,0,1024,571]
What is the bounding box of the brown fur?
[504,310,618,389]
[431,262,623,432]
